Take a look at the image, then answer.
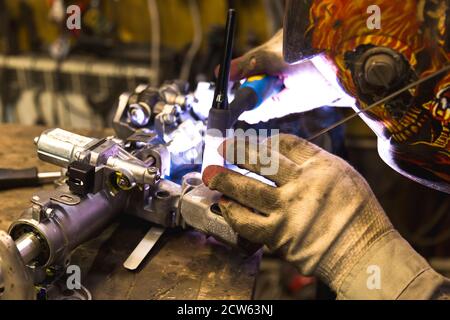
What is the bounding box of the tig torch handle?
[207,75,283,134]
[227,75,283,128]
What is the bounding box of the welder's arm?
[202,134,450,299]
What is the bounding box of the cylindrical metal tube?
[9,186,126,267]
[15,233,41,265]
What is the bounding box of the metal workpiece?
[113,81,196,140]
[106,157,160,187]
[134,142,171,178]
[14,233,41,265]
[35,128,100,167]
[0,231,35,300]
[128,103,152,127]
[8,185,126,268]
[158,81,191,108]
[0,77,258,299]
[155,104,179,126]
[36,127,162,192]
[179,183,240,247]
[128,179,181,227]
[181,172,203,193]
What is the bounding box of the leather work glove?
[219,30,300,82]
[202,134,450,299]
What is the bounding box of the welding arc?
[307,64,450,141]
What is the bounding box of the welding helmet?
[283,0,316,64]
[282,0,450,194]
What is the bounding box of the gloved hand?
[202,134,443,299]
[221,30,345,118]
[219,30,300,81]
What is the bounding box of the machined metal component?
[128,103,151,127]
[9,185,126,268]
[180,183,240,247]
[15,233,41,265]
[35,129,161,192]
[128,179,180,227]
[0,231,35,300]
[0,78,253,300]
[106,157,160,187]
[35,128,99,167]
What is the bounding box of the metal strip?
[123,227,165,271]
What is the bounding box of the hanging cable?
[179,0,202,82]
[147,0,161,86]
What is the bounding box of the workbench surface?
[0,124,260,300]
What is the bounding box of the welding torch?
[203,9,283,171]
[207,9,283,135]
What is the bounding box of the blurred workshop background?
[0,0,282,128]
[0,0,449,300]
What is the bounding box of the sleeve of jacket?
[336,230,450,300]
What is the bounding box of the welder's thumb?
[215,29,289,81]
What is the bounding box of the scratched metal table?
[0,124,261,300]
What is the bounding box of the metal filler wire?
[307,64,450,142]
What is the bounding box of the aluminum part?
[180,184,240,246]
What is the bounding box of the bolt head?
[45,208,54,218]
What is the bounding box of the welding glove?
[221,30,299,81]
[202,134,450,299]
